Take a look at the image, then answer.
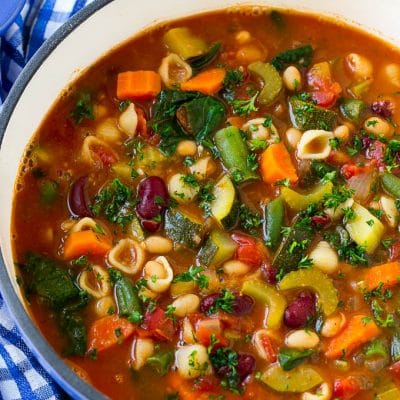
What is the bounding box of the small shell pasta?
[78,265,111,298]
[159,53,193,88]
[118,103,138,137]
[380,195,399,228]
[308,241,339,274]
[131,338,155,370]
[144,256,173,293]
[301,382,332,400]
[175,344,211,379]
[71,217,99,233]
[189,157,214,180]
[96,118,122,143]
[182,317,196,344]
[168,173,199,204]
[94,295,115,317]
[108,238,146,275]
[297,130,333,160]
[242,118,279,141]
[81,136,118,166]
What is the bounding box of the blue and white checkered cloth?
[0,1,93,398]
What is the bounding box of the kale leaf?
[187,42,222,72]
[271,45,313,71]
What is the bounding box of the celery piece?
[263,197,285,250]
[170,281,197,297]
[214,126,259,183]
[248,61,283,105]
[198,230,237,267]
[376,381,400,400]
[163,27,208,60]
[279,269,338,316]
[348,78,372,99]
[260,364,323,393]
[281,181,333,212]
[345,202,384,254]
[242,280,287,328]
[381,172,400,199]
[210,175,236,222]
[112,162,132,180]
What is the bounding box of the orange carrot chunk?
[325,315,380,359]
[226,116,246,128]
[364,261,400,290]
[260,142,298,185]
[87,315,135,352]
[181,68,226,95]
[64,230,112,260]
[117,70,161,101]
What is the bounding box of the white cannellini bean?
[286,127,302,149]
[242,118,278,141]
[308,241,339,274]
[345,53,373,80]
[159,53,192,88]
[182,317,197,344]
[235,30,252,44]
[325,197,354,221]
[285,330,320,349]
[333,125,350,142]
[297,130,333,160]
[175,344,211,379]
[364,116,394,138]
[172,294,200,317]
[380,195,399,228]
[94,295,115,317]
[301,382,332,400]
[189,157,214,181]
[223,260,251,276]
[144,235,173,254]
[131,338,155,370]
[96,118,122,143]
[118,103,138,137]
[321,312,346,338]
[108,238,145,275]
[382,63,400,89]
[176,140,197,157]
[144,256,174,293]
[168,173,199,204]
[283,66,302,91]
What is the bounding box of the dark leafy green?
[271,45,313,71]
[70,92,94,124]
[210,347,241,393]
[187,42,222,71]
[147,351,174,376]
[278,348,314,371]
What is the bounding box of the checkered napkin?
[0,1,93,398]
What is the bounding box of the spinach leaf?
[25,253,80,309]
[187,42,222,71]
[177,96,225,142]
[278,348,314,371]
[70,92,94,124]
[271,45,313,71]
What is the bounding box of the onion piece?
[347,170,377,203]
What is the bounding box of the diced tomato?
[259,334,277,363]
[95,146,118,167]
[136,107,148,137]
[333,377,361,399]
[143,307,175,341]
[193,376,219,393]
[307,62,342,108]
[231,233,264,267]
[390,360,400,381]
[195,318,228,349]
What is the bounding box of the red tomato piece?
[231,233,264,267]
[143,307,175,341]
[195,318,228,349]
[333,377,361,400]
[259,334,277,363]
[96,146,118,167]
[136,107,148,137]
[390,360,400,381]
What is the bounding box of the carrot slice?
[87,315,135,352]
[364,261,400,290]
[325,315,380,359]
[226,116,246,128]
[181,68,226,95]
[260,142,298,185]
[64,230,112,260]
[117,70,161,100]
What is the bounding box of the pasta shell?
[78,265,111,299]
[242,118,279,141]
[144,256,173,293]
[175,344,211,379]
[159,53,192,89]
[81,136,118,166]
[71,217,99,233]
[96,117,122,143]
[118,103,138,137]
[131,338,155,370]
[108,238,146,275]
[297,130,333,160]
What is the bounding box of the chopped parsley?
[323,186,354,210]
[238,204,262,235]
[248,138,268,151]
[198,180,216,218]
[173,265,209,289]
[274,178,290,187]
[210,347,241,394]
[70,92,94,124]
[207,289,235,315]
[230,92,259,117]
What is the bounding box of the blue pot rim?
[0,1,115,399]
[0,0,26,35]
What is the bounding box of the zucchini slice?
[210,175,236,222]
[164,208,204,249]
[198,230,237,267]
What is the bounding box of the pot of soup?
[1,0,400,399]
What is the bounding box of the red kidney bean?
[200,293,219,314]
[284,291,316,328]
[237,353,256,382]
[136,176,169,220]
[141,219,161,233]
[311,214,331,229]
[261,264,278,285]
[371,100,393,118]
[231,295,254,316]
[67,176,93,218]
